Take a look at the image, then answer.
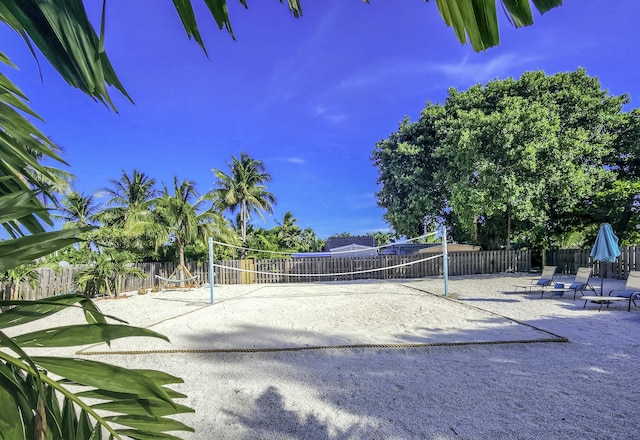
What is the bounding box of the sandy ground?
[5,273,640,439]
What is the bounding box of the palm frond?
[434,0,562,51]
[0,295,194,439]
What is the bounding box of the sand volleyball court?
[6,274,640,439]
[78,280,564,355]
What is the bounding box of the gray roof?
[380,243,439,255]
[324,236,376,252]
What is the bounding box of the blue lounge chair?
[582,271,640,311]
[514,266,557,293]
[606,271,640,311]
[541,267,596,300]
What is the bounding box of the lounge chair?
[582,271,640,311]
[540,267,596,300]
[514,266,557,293]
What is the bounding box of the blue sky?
[3,1,639,239]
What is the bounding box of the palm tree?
[274,211,302,250]
[95,169,160,253]
[54,191,98,229]
[74,249,146,298]
[211,153,277,254]
[300,228,325,252]
[15,143,73,208]
[154,176,233,281]
[0,262,40,301]
[52,191,100,253]
[98,169,159,227]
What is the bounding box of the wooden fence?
[545,246,640,279]
[2,249,531,300]
[17,246,640,300]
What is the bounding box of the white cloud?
[313,103,347,123]
[270,156,306,165]
[433,53,542,84]
[346,193,378,210]
[337,53,543,91]
[338,61,426,90]
[313,104,328,116]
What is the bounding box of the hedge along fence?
[3,249,532,300]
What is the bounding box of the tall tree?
[153,177,233,280]
[94,169,160,254]
[211,153,277,253]
[593,109,640,245]
[374,69,632,250]
[274,211,302,250]
[98,169,159,227]
[373,107,447,237]
[54,191,98,229]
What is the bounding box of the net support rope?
[210,231,440,256]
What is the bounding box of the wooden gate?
[240,259,256,284]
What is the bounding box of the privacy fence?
[9,247,640,301]
[2,249,532,300]
[544,246,640,279]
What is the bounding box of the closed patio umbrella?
[590,223,621,294]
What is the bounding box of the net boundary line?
[77,337,568,356]
[77,281,569,357]
[394,282,569,341]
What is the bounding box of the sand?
[5,274,640,439]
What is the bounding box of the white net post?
[442,226,449,297]
[209,237,214,304]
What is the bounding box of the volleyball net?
[205,227,450,300]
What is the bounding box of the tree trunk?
[472,215,479,245]
[179,242,186,287]
[35,395,48,440]
[240,201,247,259]
[506,205,511,250]
[614,193,636,241]
[10,282,18,301]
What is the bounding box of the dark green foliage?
[74,250,146,297]
[374,69,640,249]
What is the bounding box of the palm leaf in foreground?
[0,296,194,440]
[434,0,563,51]
[0,228,92,273]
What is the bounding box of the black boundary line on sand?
[77,281,568,356]
[396,282,569,342]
